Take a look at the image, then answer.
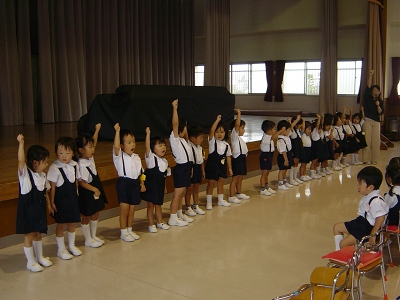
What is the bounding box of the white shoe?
[180,214,193,223]
[305,175,313,181]
[206,202,213,210]
[345,163,350,167]
[57,249,74,260]
[218,199,231,207]
[148,225,158,233]
[295,178,303,184]
[339,163,346,168]
[37,256,52,267]
[300,176,309,182]
[69,245,82,256]
[354,161,362,165]
[120,232,135,242]
[168,217,188,227]
[193,206,205,215]
[228,196,241,204]
[333,166,341,171]
[278,184,289,190]
[185,207,197,217]
[260,189,272,196]
[93,237,105,245]
[289,180,299,186]
[325,168,333,174]
[27,262,43,272]
[267,187,276,194]
[317,172,326,177]
[128,231,140,240]
[285,182,293,188]
[236,193,250,200]
[84,239,102,248]
[311,173,321,179]
[157,222,170,230]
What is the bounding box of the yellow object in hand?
[140,174,146,181]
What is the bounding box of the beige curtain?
[319,0,337,114]
[358,0,384,104]
[204,0,230,88]
[0,0,194,126]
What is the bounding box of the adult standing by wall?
[362,70,384,164]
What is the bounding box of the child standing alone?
[16,134,52,272]
[76,123,108,248]
[229,109,250,204]
[113,124,146,241]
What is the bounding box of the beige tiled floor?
[1,144,400,299]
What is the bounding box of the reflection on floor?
[0,143,399,300]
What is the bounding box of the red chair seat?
[322,246,382,269]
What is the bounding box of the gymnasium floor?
[0,120,399,299]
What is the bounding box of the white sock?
[23,246,37,264]
[89,220,99,239]
[121,228,128,235]
[67,231,77,249]
[169,213,178,220]
[334,235,344,250]
[206,194,212,204]
[295,166,300,178]
[217,194,224,202]
[322,167,326,173]
[289,168,294,182]
[81,224,93,243]
[310,170,315,176]
[177,209,184,218]
[56,236,66,251]
[350,153,355,163]
[32,240,44,261]
[355,153,359,162]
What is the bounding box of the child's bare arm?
[145,127,151,157]
[172,99,179,138]
[360,106,365,120]
[79,180,100,197]
[367,70,374,88]
[368,215,386,245]
[315,114,321,129]
[46,190,54,215]
[290,115,301,129]
[227,156,233,176]
[271,128,284,140]
[17,134,25,173]
[93,123,101,149]
[282,151,289,166]
[209,115,222,140]
[234,109,241,132]
[49,182,57,214]
[114,123,121,156]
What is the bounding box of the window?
[195,65,204,86]
[282,62,321,95]
[337,60,362,95]
[229,63,267,94]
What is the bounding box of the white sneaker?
[193,206,205,215]
[27,262,43,272]
[93,237,105,245]
[37,256,53,267]
[339,163,346,168]
[333,166,341,171]
[300,175,309,182]
[206,202,213,210]
[218,200,231,207]
[84,239,102,248]
[180,214,193,223]
[317,172,326,177]
[185,207,197,217]
[345,163,350,167]
[354,161,362,165]
[295,178,303,184]
[305,175,313,181]
[311,173,321,179]
[120,232,135,242]
[289,180,299,186]
[228,196,241,204]
[157,222,170,230]
[148,225,158,233]
[267,187,276,194]
[278,184,289,190]
[236,193,250,200]
[128,231,140,240]
[325,168,333,174]
[168,217,188,227]
[285,182,293,188]
[260,189,272,196]
[57,249,74,260]
[69,245,82,256]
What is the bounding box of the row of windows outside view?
[195,61,369,95]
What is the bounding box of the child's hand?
[172,99,178,109]
[296,115,301,121]
[94,188,101,198]
[202,171,206,180]
[140,182,146,192]
[235,108,241,114]
[216,115,221,121]
[286,117,291,123]
[343,107,347,112]
[284,159,289,166]
[368,236,376,246]
[95,123,101,132]
[47,203,54,216]
[17,134,24,143]
[360,106,364,111]
[316,114,320,119]
[145,127,151,135]
[228,168,233,177]
[114,123,120,131]
[350,108,353,112]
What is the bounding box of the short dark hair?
[55,137,76,153]
[119,129,135,145]
[291,116,303,125]
[371,84,381,92]
[27,145,50,170]
[75,135,94,150]
[304,121,312,130]
[230,119,246,130]
[150,137,166,153]
[261,120,276,132]
[357,166,383,190]
[333,114,341,126]
[385,163,400,196]
[277,120,290,131]
[188,125,204,138]
[388,156,400,165]
[352,113,362,121]
[215,122,229,141]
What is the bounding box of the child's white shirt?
[289,128,300,139]
[208,136,232,156]
[169,132,194,164]
[230,128,248,158]
[333,126,345,140]
[113,148,142,179]
[47,159,81,187]
[18,164,50,195]
[260,134,274,152]
[384,186,400,209]
[189,141,204,164]
[343,124,353,135]
[302,134,311,148]
[357,190,389,226]
[277,135,292,153]
[311,128,320,141]
[78,157,97,184]
[350,120,364,134]
[145,150,169,172]
[324,129,333,141]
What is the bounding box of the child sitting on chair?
[333,166,388,250]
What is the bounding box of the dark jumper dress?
[78,167,108,216]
